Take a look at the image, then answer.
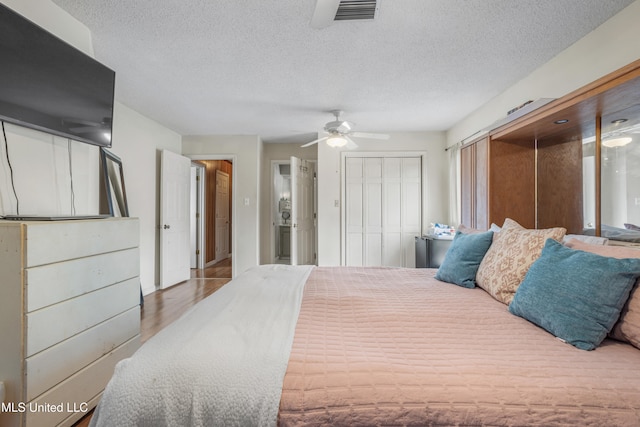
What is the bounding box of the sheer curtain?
[447,142,461,227]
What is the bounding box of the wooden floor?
[140,258,232,342]
[73,258,232,427]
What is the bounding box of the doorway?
[271,158,317,265]
[272,161,292,263]
[190,158,234,276]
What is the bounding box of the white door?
[345,157,383,266]
[160,150,192,288]
[344,155,422,267]
[385,157,422,267]
[215,170,230,262]
[290,156,316,265]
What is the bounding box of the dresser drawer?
[26,278,139,357]
[26,307,140,401]
[25,336,140,427]
[23,218,139,267]
[26,248,139,312]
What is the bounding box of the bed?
[584,224,640,244]
[90,247,640,427]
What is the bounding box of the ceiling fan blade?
[345,136,358,150]
[310,0,340,29]
[337,121,354,133]
[351,132,390,140]
[301,136,328,148]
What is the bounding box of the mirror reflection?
[599,106,640,243]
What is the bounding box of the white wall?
[109,103,182,295]
[317,132,448,266]
[182,135,263,276]
[447,0,640,147]
[1,0,94,56]
[1,1,183,295]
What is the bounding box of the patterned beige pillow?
[565,239,640,349]
[476,221,566,304]
[502,217,525,230]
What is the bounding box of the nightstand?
[415,235,453,268]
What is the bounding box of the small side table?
[415,235,453,268]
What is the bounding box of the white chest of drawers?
[0,218,141,427]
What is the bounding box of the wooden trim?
[490,58,640,140]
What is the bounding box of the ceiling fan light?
[602,136,632,148]
[326,136,348,147]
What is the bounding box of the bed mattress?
[279,267,640,426]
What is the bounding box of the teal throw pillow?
[509,239,640,350]
[435,230,493,288]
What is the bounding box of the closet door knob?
[163,224,170,229]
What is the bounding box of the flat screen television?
[0,4,115,147]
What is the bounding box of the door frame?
[270,160,288,264]
[270,159,317,264]
[190,161,206,269]
[187,154,237,278]
[340,151,427,266]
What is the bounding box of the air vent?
[334,0,378,21]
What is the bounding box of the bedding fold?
[90,264,313,427]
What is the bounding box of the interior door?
[215,169,230,262]
[290,156,315,265]
[345,157,383,266]
[160,149,192,288]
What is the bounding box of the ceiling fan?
[301,110,389,149]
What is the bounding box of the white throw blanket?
[90,264,314,427]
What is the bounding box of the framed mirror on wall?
[100,148,129,217]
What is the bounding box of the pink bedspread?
[279,267,640,426]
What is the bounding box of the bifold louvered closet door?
[345,156,422,267]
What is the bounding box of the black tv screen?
[0,4,115,147]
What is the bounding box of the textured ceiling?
[51,0,635,144]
